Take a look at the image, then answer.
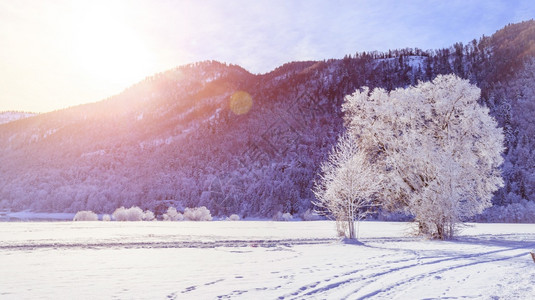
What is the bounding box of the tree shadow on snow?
[341,238,366,246]
[453,233,535,251]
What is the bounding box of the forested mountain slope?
[1,20,534,219]
[0,112,37,125]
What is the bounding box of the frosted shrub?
[282,212,293,221]
[73,210,98,221]
[184,206,212,221]
[112,206,144,221]
[302,209,321,221]
[125,206,144,221]
[167,207,178,219]
[143,210,156,221]
[102,214,111,221]
[112,207,128,221]
[162,207,184,221]
[273,211,293,221]
[171,207,184,221]
[227,214,240,221]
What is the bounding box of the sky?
[0,0,534,113]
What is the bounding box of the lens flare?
[230,91,253,115]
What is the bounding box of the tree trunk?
[436,223,444,240]
[348,217,355,239]
[418,221,430,236]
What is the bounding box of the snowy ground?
[0,221,534,299]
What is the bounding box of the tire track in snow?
[351,247,534,300]
[0,238,338,251]
[279,250,424,299]
[351,244,535,299]
[283,242,535,300]
[278,241,453,299]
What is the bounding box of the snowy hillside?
[0,221,534,299]
[0,21,535,220]
[0,111,36,125]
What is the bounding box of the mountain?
[1,20,535,219]
[0,111,37,125]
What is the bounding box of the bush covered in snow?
[227,214,240,221]
[282,213,293,221]
[183,206,212,221]
[162,207,184,221]
[112,207,128,221]
[143,210,156,221]
[73,210,98,221]
[112,206,144,221]
[302,209,321,221]
[102,214,111,221]
[273,212,293,221]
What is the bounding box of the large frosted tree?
[342,74,504,239]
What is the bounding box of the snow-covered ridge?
[0,111,37,125]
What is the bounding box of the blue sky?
[0,0,534,112]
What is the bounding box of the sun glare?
[71,2,154,87]
[230,91,253,115]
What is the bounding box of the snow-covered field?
[1,221,534,299]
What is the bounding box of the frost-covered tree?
[343,74,504,239]
[313,133,383,239]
